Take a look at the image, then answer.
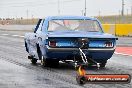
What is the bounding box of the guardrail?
[102,24,132,36]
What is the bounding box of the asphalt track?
[0,29,132,88]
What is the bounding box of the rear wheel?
[28,55,37,64]
[30,58,37,64]
[50,59,59,67]
[37,45,59,67]
[41,57,59,67]
[36,45,48,67]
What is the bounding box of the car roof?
[44,16,97,21]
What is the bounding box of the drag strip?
[0,34,82,88]
[0,30,132,88]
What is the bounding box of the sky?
[0,0,132,18]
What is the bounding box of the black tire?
[50,59,59,68]
[31,58,37,64]
[41,57,59,67]
[36,45,49,67]
[37,45,59,67]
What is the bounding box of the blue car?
[24,16,118,68]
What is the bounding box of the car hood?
[48,31,116,39]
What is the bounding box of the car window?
[48,19,102,32]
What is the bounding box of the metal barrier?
[102,24,132,36]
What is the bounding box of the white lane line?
[114,52,132,57]
[1,34,9,35]
[12,35,24,38]
[1,33,24,38]
[12,35,20,37]
[19,36,24,38]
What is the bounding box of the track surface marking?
[115,47,132,56]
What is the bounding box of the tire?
[31,58,37,64]
[36,45,48,67]
[37,45,59,67]
[50,59,59,67]
[41,57,59,67]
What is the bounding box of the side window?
[34,19,42,33]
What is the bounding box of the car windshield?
[48,19,102,32]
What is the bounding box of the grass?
[96,15,132,24]
[0,15,132,25]
[0,18,38,25]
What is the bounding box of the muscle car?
[24,16,118,68]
